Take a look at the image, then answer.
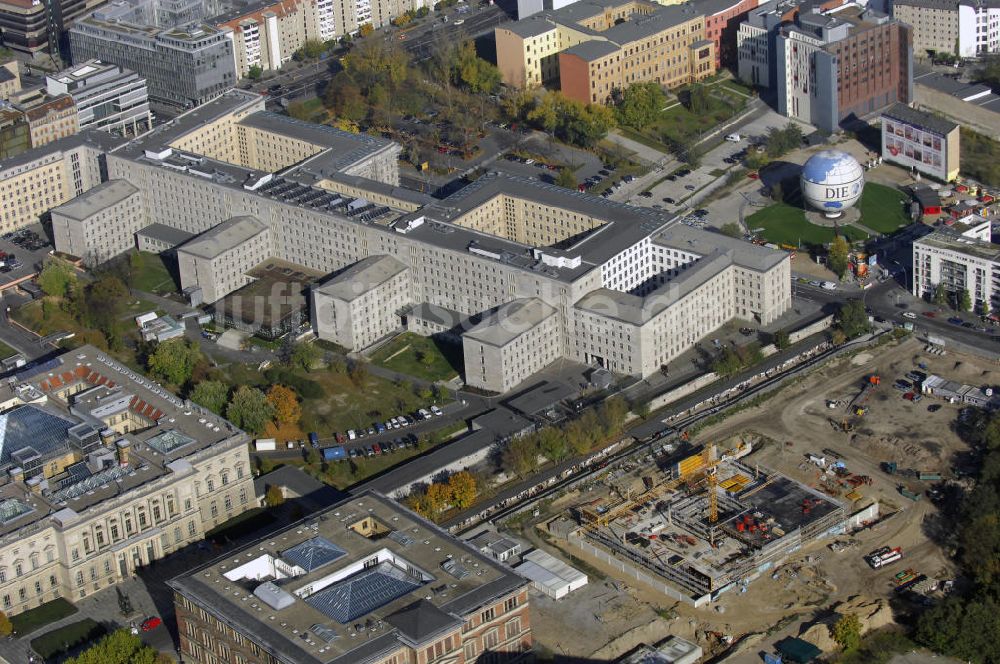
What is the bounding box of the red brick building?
[700,0,760,69]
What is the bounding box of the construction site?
[565,441,846,606]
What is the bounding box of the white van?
[725,133,742,142]
[347,429,356,440]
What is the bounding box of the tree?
[287,100,312,121]
[448,471,477,509]
[190,380,229,415]
[835,299,871,340]
[827,235,850,278]
[248,64,263,81]
[83,275,129,350]
[267,384,302,426]
[536,427,567,462]
[960,288,973,312]
[720,222,742,238]
[306,446,320,465]
[0,610,10,637]
[933,283,950,307]
[290,340,321,372]
[765,122,804,158]
[64,628,161,664]
[454,40,500,94]
[265,485,284,507]
[982,300,991,317]
[685,83,711,114]
[616,81,666,128]
[832,613,862,652]
[297,38,326,60]
[359,22,374,37]
[501,436,536,478]
[773,329,791,350]
[226,386,275,434]
[38,258,76,297]
[554,167,577,189]
[426,482,451,514]
[147,338,201,386]
[324,73,367,122]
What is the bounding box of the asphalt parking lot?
[0,224,54,287]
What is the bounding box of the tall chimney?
[116,439,131,466]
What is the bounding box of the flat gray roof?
[137,222,196,246]
[297,171,434,207]
[168,490,527,664]
[881,103,958,136]
[575,252,736,324]
[562,39,620,61]
[915,229,1000,262]
[178,215,268,260]
[463,297,557,347]
[313,255,408,301]
[0,129,127,174]
[238,112,396,172]
[51,179,139,220]
[654,224,786,272]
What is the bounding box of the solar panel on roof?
[304,561,423,624]
[282,536,347,572]
[388,530,414,547]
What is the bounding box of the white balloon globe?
[800,150,865,219]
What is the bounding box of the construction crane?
[703,446,719,524]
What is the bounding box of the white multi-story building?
[46,60,152,137]
[912,217,1000,312]
[892,0,1000,58]
[51,90,792,394]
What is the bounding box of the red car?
[922,311,936,318]
[141,617,162,632]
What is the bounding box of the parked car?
[141,617,162,632]
[430,405,443,416]
[418,408,432,420]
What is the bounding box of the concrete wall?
[645,372,720,412]
[567,534,711,607]
[914,85,1000,138]
[789,315,833,343]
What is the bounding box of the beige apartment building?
[0,131,122,235]
[51,90,791,394]
[495,0,716,103]
[51,180,145,265]
[215,0,322,76]
[0,346,253,618]
[0,60,21,101]
[312,255,411,349]
[24,94,80,148]
[463,298,561,393]
[176,216,272,304]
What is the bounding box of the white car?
[902,312,917,319]
[725,133,742,142]
[418,408,432,420]
[347,429,356,440]
[430,405,444,417]
[453,18,464,25]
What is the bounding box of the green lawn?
[30,618,105,659]
[12,598,78,636]
[129,251,178,294]
[746,202,868,246]
[371,333,462,382]
[857,183,911,234]
[0,339,18,360]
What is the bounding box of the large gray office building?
[68,1,236,108]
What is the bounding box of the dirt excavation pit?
[522,337,981,661]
